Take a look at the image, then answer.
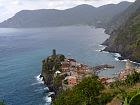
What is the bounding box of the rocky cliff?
[103,0,140,62]
[40,50,66,97]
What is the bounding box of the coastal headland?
[40,50,140,105]
[40,50,115,97]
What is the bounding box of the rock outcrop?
[40,50,65,97]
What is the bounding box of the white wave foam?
[44,96,52,105]
[44,92,55,105]
[95,45,107,52]
[31,82,40,86]
[101,51,109,54]
[48,92,55,96]
[31,74,44,85]
[115,58,140,65]
[130,60,140,64]
[34,87,49,92]
[114,53,121,58]
[97,45,140,64]
[99,45,107,50]
[115,57,119,61]
[121,59,127,62]
[113,53,121,61]
[36,74,44,84]
[99,45,106,47]
[95,49,101,52]
[32,74,44,85]
[44,87,49,90]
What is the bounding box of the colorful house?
[67,76,77,85]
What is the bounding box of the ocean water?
[0,26,126,105]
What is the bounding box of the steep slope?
[104,0,140,62]
[105,0,140,34]
[0,2,131,28]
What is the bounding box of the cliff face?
[40,51,65,96]
[104,0,140,62]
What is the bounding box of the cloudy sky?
[0,0,135,22]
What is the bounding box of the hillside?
[105,0,140,34]
[104,0,140,62]
[52,71,140,105]
[0,2,131,28]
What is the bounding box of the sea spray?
[36,74,44,84]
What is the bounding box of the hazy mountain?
[104,0,140,62]
[0,2,132,28]
[105,0,140,34]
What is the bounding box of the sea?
[0,26,126,105]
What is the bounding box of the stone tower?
[52,49,56,56]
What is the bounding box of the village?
[119,60,140,80]
[54,57,94,90]
[54,55,140,89]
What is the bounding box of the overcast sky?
[0,0,135,22]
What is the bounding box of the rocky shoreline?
[39,49,140,105]
[101,0,140,63]
[101,32,140,63]
[40,49,116,101]
[102,42,140,63]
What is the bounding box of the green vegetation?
[110,72,140,88]
[0,101,5,105]
[63,79,68,84]
[129,93,140,105]
[53,72,140,105]
[53,75,114,105]
[42,52,65,73]
[108,7,140,62]
[54,75,63,87]
[41,50,65,92]
[125,71,140,86]
[122,89,140,105]
[108,72,140,105]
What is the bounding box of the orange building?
[68,76,77,85]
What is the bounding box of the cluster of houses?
[119,60,140,80]
[55,57,93,89]
[54,54,140,88]
[61,58,91,74]
[97,60,140,84]
[99,60,140,83]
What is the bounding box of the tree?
[125,71,140,86]
[129,94,140,105]
[53,75,106,105]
